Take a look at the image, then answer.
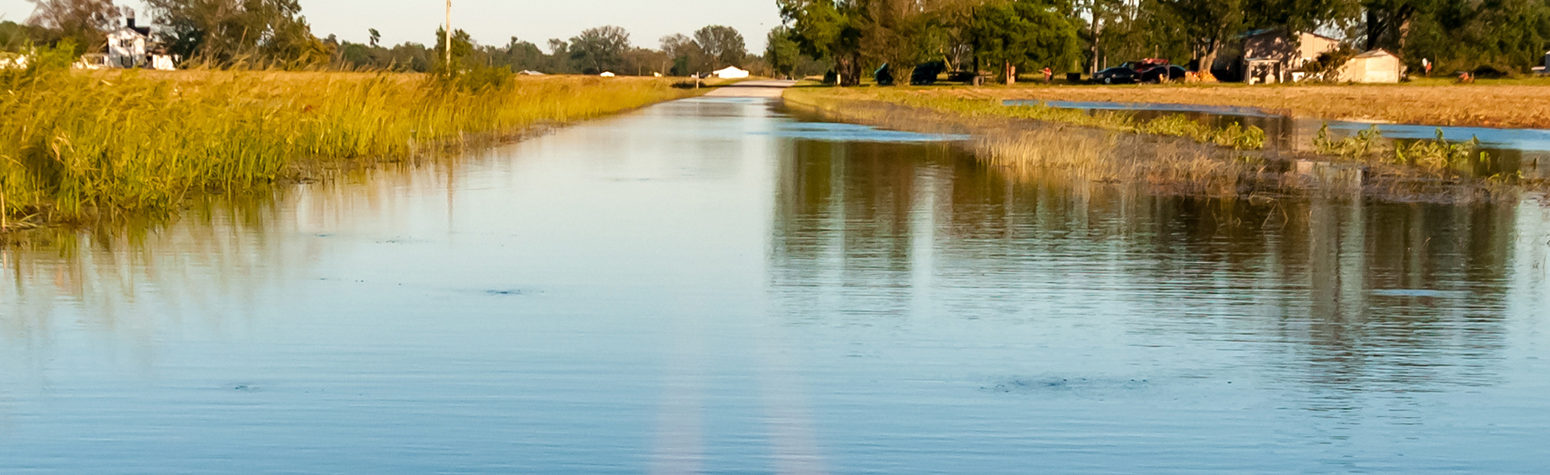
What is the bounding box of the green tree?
[1155,0,1245,75]
[778,0,865,85]
[432,26,474,72]
[568,25,631,74]
[765,26,802,78]
[0,21,49,51]
[693,25,747,67]
[660,33,703,75]
[145,0,328,67]
[25,0,121,54]
[970,0,1081,83]
[368,28,380,47]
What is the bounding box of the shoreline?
[0,71,707,243]
[782,86,1538,204]
[932,81,1550,130]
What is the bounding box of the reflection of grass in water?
[0,46,695,230]
[784,87,1272,197]
[787,86,1268,151]
[786,86,1535,201]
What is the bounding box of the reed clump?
[0,48,693,228]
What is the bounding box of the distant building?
[712,66,749,79]
[97,12,177,70]
[1239,28,1341,84]
[1537,51,1549,75]
[1339,49,1403,84]
[106,16,152,68]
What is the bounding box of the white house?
[1240,28,1341,84]
[106,16,152,68]
[100,14,176,70]
[712,66,749,79]
[1338,49,1403,84]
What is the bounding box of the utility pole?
[444,0,452,69]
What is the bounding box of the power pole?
[444,0,452,69]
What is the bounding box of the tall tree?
[1156,0,1244,74]
[568,25,630,74]
[693,25,747,67]
[765,26,802,78]
[25,0,121,54]
[660,32,702,75]
[778,0,865,85]
[970,0,1081,83]
[145,0,328,67]
[432,26,473,72]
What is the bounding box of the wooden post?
[444,0,452,69]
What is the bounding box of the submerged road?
[3,82,1550,472]
[704,79,795,98]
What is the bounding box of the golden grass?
[936,80,1550,129]
[0,64,697,229]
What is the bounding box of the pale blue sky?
[0,0,780,50]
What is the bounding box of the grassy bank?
[783,85,1513,202]
[0,63,697,231]
[938,80,1550,129]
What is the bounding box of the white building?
[100,14,177,70]
[106,17,152,68]
[1338,49,1403,84]
[712,66,749,79]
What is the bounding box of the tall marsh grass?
[0,50,692,227]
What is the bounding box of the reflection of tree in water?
[768,136,1545,409]
[0,157,471,362]
[769,139,951,323]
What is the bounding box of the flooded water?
[5,96,1550,472]
[1007,99,1550,179]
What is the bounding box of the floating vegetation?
[1315,124,1492,173]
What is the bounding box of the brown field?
[930,80,1550,129]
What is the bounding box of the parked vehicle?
[1094,66,1140,84]
[1094,59,1188,84]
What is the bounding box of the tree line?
[10,0,831,77]
[776,0,1550,85]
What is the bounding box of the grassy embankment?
[784,83,1532,200]
[0,61,698,233]
[947,79,1550,129]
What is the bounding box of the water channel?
[3,92,1550,472]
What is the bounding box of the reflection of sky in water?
[1,96,1549,472]
[762,122,970,143]
[1005,99,1550,152]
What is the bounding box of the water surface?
[4,96,1550,473]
